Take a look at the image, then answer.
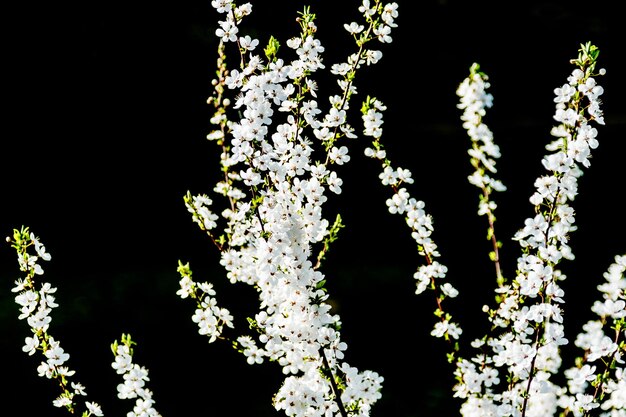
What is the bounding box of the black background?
[2,1,625,416]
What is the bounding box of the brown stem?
[521,325,544,417]
[320,348,349,417]
[482,187,504,286]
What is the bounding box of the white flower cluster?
[177,261,234,343]
[9,228,104,416]
[9,4,622,417]
[456,63,506,215]
[560,254,626,416]
[178,1,399,416]
[362,97,462,344]
[112,339,162,417]
[450,44,624,417]
[185,193,219,231]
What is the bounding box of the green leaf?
[264,36,280,62]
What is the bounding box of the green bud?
[264,36,280,62]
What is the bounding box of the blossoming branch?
[6,2,626,417]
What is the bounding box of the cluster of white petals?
[9,3,623,417]
[452,44,617,417]
[176,1,399,416]
[177,262,234,343]
[112,342,162,417]
[456,63,506,213]
[559,255,626,416]
[362,96,461,346]
[10,229,104,416]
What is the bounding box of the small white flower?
[239,35,259,51]
[22,336,39,355]
[440,283,459,298]
[86,401,104,416]
[52,394,72,408]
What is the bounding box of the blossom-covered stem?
[519,43,605,416]
[456,62,507,288]
[179,2,399,415]
[322,0,385,155]
[458,42,607,417]
[7,227,104,417]
[361,96,462,354]
[111,334,162,417]
[176,261,234,344]
[518,203,562,417]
